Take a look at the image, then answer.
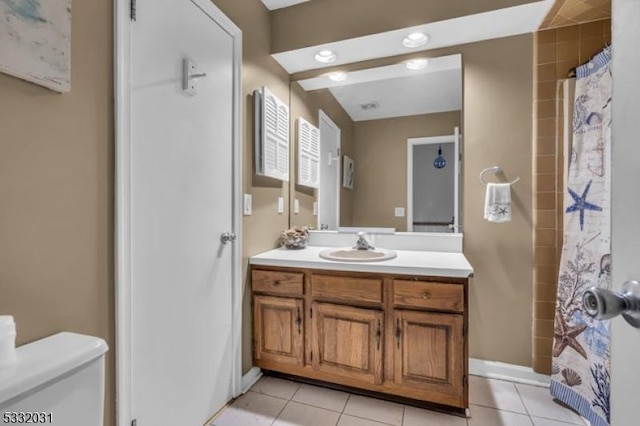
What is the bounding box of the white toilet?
[0,332,108,426]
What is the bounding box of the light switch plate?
[313,202,318,216]
[243,194,252,216]
[294,199,300,214]
[277,197,284,214]
[394,207,405,217]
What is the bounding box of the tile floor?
[211,375,589,426]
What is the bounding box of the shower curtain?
[551,46,612,426]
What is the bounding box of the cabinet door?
[254,295,304,366]
[394,310,464,404]
[312,303,384,384]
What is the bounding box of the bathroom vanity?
[250,246,473,411]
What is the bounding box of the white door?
[610,1,640,423]
[128,1,239,425]
[318,110,341,230]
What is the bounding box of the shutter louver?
[297,118,321,188]
[254,87,290,181]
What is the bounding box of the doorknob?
[220,232,237,245]
[583,280,640,328]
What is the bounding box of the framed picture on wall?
[343,155,354,190]
[0,0,72,92]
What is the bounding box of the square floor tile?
[273,401,341,426]
[403,405,467,426]
[469,376,527,414]
[343,395,404,426]
[532,417,587,426]
[468,405,532,426]
[250,376,301,400]
[292,384,350,412]
[516,384,583,424]
[213,391,287,426]
[337,414,392,426]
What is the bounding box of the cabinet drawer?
[312,275,383,304]
[393,280,463,313]
[252,270,304,296]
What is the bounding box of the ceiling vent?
[359,101,380,111]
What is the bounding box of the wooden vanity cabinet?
[252,270,305,366]
[251,266,469,410]
[312,302,384,385]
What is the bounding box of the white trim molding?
[469,358,551,388]
[241,367,263,394]
[114,1,243,425]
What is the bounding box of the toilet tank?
[0,332,108,426]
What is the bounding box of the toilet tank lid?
[0,332,108,405]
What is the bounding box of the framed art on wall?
[343,155,354,190]
[0,0,72,92]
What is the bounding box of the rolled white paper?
[0,315,17,368]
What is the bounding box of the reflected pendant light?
[433,144,446,169]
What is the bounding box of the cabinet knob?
[422,292,431,300]
[272,280,281,286]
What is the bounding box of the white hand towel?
[484,183,512,223]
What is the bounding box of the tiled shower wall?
[533,19,611,374]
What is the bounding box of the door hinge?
[310,351,313,361]
[463,375,468,386]
[131,420,137,426]
[130,0,137,21]
[310,308,313,318]
[463,324,467,336]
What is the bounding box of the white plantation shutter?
[297,118,320,188]
[255,87,290,181]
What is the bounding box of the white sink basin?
[319,247,397,262]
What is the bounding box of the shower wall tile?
[537,82,557,100]
[536,155,556,174]
[536,209,556,229]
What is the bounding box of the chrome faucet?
[354,232,374,250]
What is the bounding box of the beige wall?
[271,0,539,53]
[351,112,461,231]
[461,35,534,366]
[0,0,114,425]
[289,85,355,228]
[212,0,292,374]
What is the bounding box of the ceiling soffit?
[271,0,543,53]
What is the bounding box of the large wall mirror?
[289,53,463,233]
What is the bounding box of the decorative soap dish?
[280,226,309,249]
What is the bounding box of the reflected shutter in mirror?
[297,118,320,188]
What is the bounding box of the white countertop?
[250,246,474,278]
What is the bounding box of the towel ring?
[480,166,520,185]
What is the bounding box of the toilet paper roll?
[0,316,17,368]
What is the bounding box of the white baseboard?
[240,367,262,394]
[469,358,551,387]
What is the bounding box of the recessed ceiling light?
[406,58,429,70]
[328,72,348,82]
[315,50,338,63]
[403,32,429,48]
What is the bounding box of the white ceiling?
[261,0,310,11]
[330,69,462,122]
[296,55,463,122]
[272,0,554,74]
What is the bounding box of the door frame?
[114,1,243,425]
[406,127,460,233]
[318,110,342,229]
